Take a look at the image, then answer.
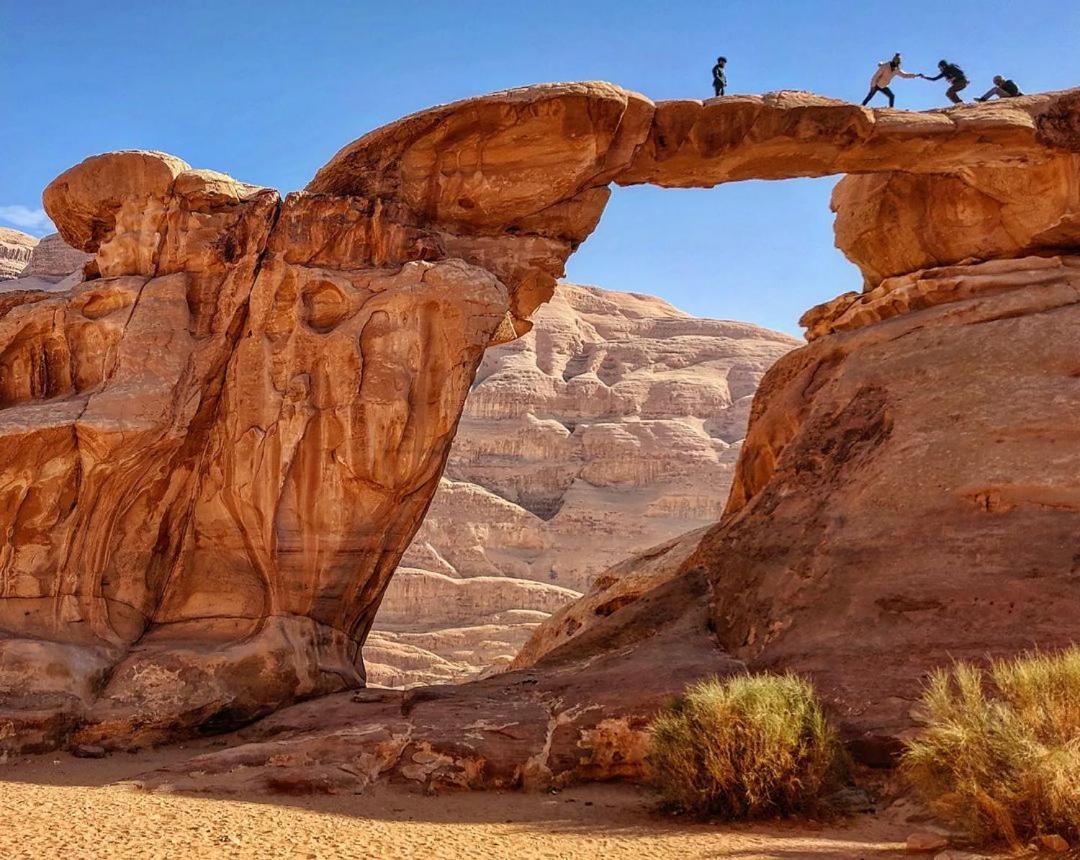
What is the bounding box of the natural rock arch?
[1,82,1078,752]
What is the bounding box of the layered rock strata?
[511,527,708,670]
[21,232,93,281]
[0,228,36,280]
[368,282,796,686]
[1,83,1078,761]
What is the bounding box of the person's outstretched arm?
[924,72,945,81]
[896,68,920,79]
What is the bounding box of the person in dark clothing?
[923,60,969,104]
[712,56,727,97]
[862,53,920,108]
[976,75,1023,101]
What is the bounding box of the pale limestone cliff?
[367,282,796,686]
[0,228,37,280]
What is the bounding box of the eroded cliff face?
[0,228,37,280]
[2,82,1079,761]
[693,251,1080,757]
[0,85,655,751]
[367,282,795,687]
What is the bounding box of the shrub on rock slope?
[647,673,847,818]
[902,647,1080,848]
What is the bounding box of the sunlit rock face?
[511,526,709,672]
[367,282,796,687]
[692,252,1080,758]
[1,81,1079,758]
[20,232,92,281]
[0,84,654,751]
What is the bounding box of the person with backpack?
[861,53,921,108]
[712,56,727,97]
[976,75,1024,101]
[923,60,969,104]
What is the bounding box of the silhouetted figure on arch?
[712,56,727,97]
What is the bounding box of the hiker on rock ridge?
[861,53,920,108]
[712,56,727,97]
[923,60,970,104]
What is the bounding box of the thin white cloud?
[0,205,55,236]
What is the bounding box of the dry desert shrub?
[902,647,1080,847]
[646,672,847,818]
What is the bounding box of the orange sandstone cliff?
[1,84,1079,785]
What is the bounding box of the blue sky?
[3,1,1077,334]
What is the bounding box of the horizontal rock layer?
[0,228,36,280]
[701,254,1080,753]
[367,283,795,686]
[21,232,92,280]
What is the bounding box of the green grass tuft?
[646,672,847,819]
[902,646,1080,847]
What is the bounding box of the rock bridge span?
[1,82,1078,751]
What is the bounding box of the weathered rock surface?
[442,283,795,588]
[366,568,578,686]
[832,153,1080,286]
[308,82,655,329]
[512,527,708,670]
[132,569,741,794]
[367,282,795,686]
[694,252,1080,757]
[619,90,1078,187]
[0,83,663,751]
[0,228,36,280]
[21,232,92,280]
[2,81,1079,766]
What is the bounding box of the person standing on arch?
[923,60,970,104]
[712,56,727,97]
[861,53,920,108]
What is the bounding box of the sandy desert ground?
[0,741,932,860]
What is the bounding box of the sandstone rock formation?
[367,282,796,686]
[0,86,657,752]
[693,251,1080,761]
[511,526,708,670]
[2,82,1079,766]
[134,568,741,795]
[0,228,36,280]
[21,232,93,281]
[365,568,577,687]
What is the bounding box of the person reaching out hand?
[861,53,920,108]
[923,60,970,104]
